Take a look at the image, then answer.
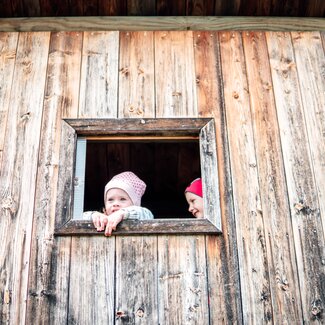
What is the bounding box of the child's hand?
[104,210,124,236]
[92,212,108,231]
[91,210,125,236]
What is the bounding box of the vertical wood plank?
[22,0,41,16]
[219,31,273,323]
[157,0,186,15]
[25,31,82,325]
[243,31,302,322]
[39,0,70,16]
[186,0,215,15]
[79,31,119,118]
[115,35,158,323]
[118,31,155,118]
[193,30,243,324]
[155,31,198,117]
[291,31,325,238]
[115,236,158,324]
[266,31,325,323]
[83,0,98,15]
[98,0,128,15]
[0,31,50,325]
[69,0,83,15]
[0,2,13,17]
[157,236,209,324]
[127,0,156,15]
[69,237,115,324]
[68,31,119,324]
[0,32,18,166]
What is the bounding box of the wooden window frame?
[54,118,222,235]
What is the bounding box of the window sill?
[54,218,221,236]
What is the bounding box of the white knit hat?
[104,171,146,206]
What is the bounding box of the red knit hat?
[185,178,203,197]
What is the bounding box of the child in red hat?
[83,171,153,236]
[184,178,204,218]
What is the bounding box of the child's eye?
[107,198,114,202]
[120,197,126,201]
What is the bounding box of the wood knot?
[116,310,128,320]
[136,308,144,318]
[311,299,323,319]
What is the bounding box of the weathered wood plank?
[119,31,155,118]
[291,31,325,239]
[154,31,198,117]
[68,237,115,324]
[83,0,98,15]
[78,31,119,118]
[39,0,70,16]
[186,0,215,16]
[55,219,220,235]
[266,31,325,323]
[127,0,156,15]
[25,31,82,325]
[321,31,325,48]
[22,0,40,16]
[115,236,158,324]
[219,31,273,323]
[64,117,209,135]
[193,31,243,324]
[98,0,128,15]
[157,235,209,324]
[0,31,50,325]
[0,2,13,17]
[0,17,325,32]
[0,32,17,166]
[157,0,186,15]
[243,31,302,322]
[115,41,158,324]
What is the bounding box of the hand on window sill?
[92,210,125,236]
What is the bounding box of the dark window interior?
[84,139,201,218]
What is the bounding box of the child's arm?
[121,206,154,220]
[85,206,154,236]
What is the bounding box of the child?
[184,178,204,219]
[83,171,153,236]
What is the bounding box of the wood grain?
[0,32,17,166]
[193,30,243,324]
[118,32,155,118]
[25,31,82,325]
[155,31,198,117]
[243,31,302,322]
[0,31,50,324]
[68,237,115,324]
[0,17,324,32]
[115,236,158,324]
[157,235,209,324]
[3,0,325,17]
[291,31,325,238]
[266,31,325,323]
[78,31,119,118]
[220,31,273,323]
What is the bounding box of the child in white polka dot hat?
[83,171,153,236]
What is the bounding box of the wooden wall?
[0,30,325,324]
[1,0,324,17]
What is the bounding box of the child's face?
[185,192,204,218]
[104,188,133,215]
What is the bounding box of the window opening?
[55,118,221,235]
[78,138,201,219]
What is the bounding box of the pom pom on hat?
[185,178,203,197]
[104,171,146,206]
